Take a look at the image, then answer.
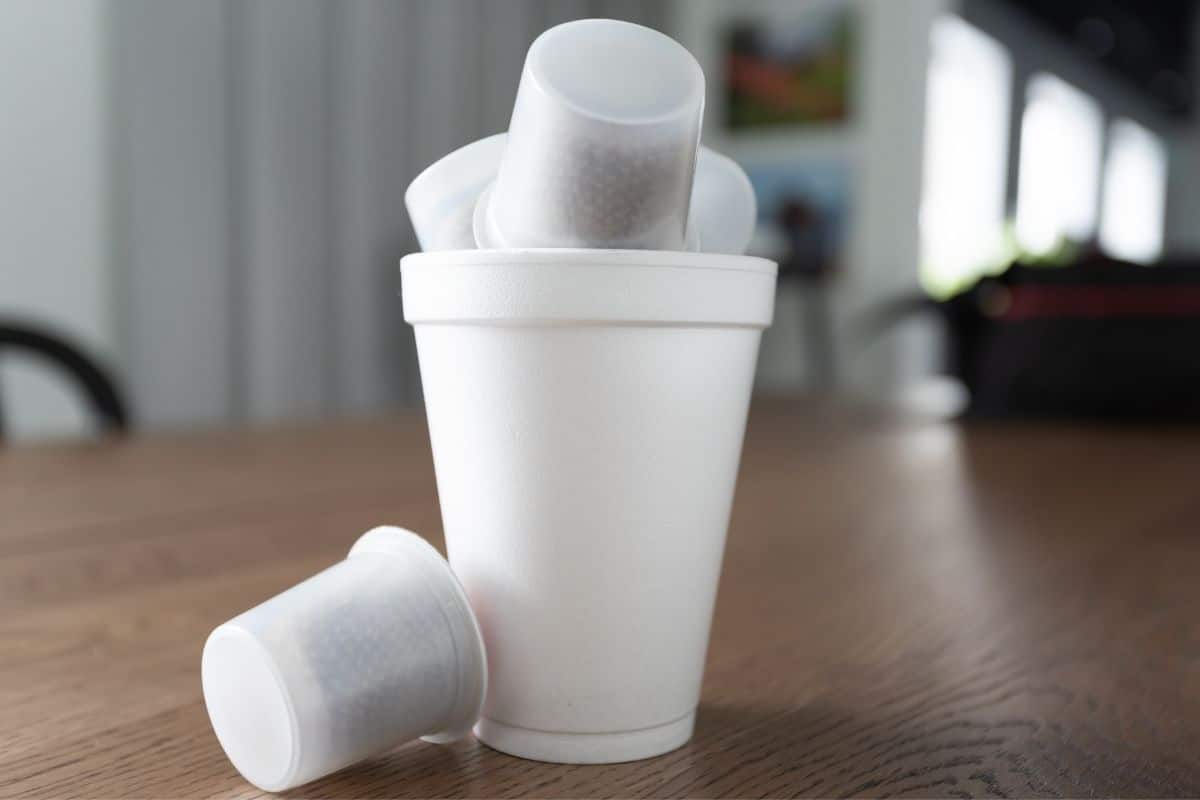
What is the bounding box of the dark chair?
[0,320,130,439]
[861,257,1200,420]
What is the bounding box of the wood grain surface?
[3,400,1200,798]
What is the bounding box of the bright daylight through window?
[1100,118,1167,264]
[919,15,1011,297]
[1015,73,1103,256]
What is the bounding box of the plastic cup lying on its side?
[201,527,487,792]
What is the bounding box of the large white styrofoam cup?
[476,20,705,250]
[401,249,776,763]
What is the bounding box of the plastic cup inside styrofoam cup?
[689,149,758,255]
[405,133,506,252]
[402,249,776,763]
[409,135,754,255]
[201,527,486,792]
[475,19,704,250]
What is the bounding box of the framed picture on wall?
[723,7,855,132]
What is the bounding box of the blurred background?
[3,0,1198,441]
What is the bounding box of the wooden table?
[4,401,1200,798]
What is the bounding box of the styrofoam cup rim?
[401,248,776,276]
[401,250,777,328]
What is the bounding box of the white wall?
[672,0,954,394]
[107,0,669,434]
[3,0,946,438]
[0,0,668,439]
[109,1,237,429]
[1165,6,1200,256]
[0,0,114,440]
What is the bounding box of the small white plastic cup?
[689,149,757,255]
[476,19,705,250]
[402,249,776,763]
[201,527,487,792]
[405,133,507,252]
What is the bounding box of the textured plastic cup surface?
[408,133,752,255]
[479,20,704,250]
[402,249,775,763]
[200,527,486,792]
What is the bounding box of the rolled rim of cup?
[347,527,489,744]
[201,527,487,792]
[400,249,776,330]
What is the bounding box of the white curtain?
[110,0,667,430]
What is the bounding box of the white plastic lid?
[201,527,487,792]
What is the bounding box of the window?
[919,16,1012,296]
[1100,118,1167,264]
[1015,74,1103,255]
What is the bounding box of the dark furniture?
[867,257,1200,419]
[0,320,129,438]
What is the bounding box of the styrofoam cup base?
[475,712,695,764]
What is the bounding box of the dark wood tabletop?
[3,400,1200,798]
